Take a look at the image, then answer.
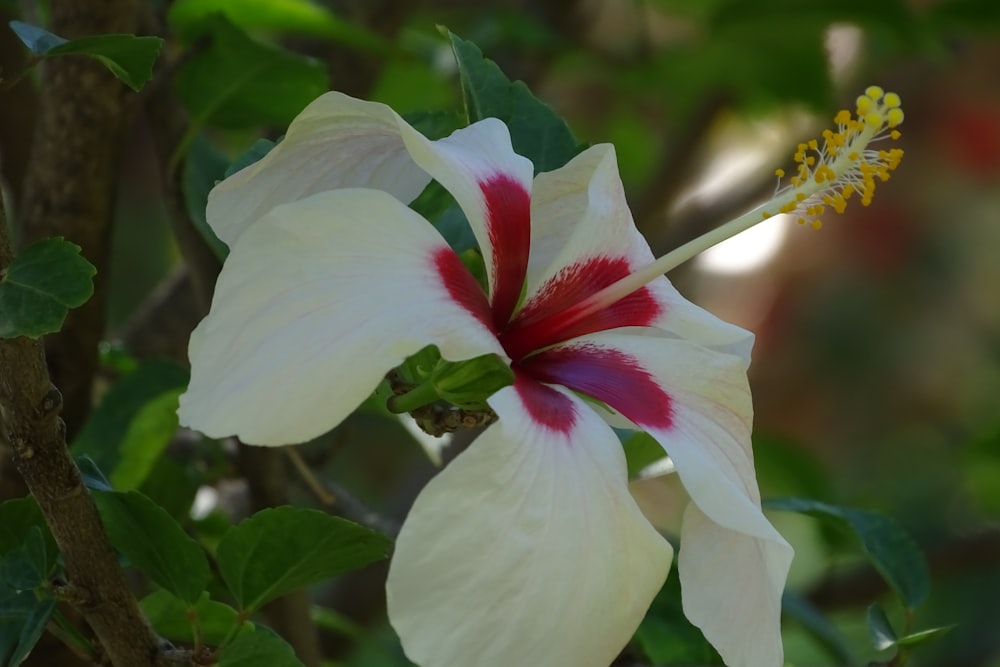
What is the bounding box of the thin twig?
[285,448,335,506]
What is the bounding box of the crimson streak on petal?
[519,344,673,430]
[500,257,663,362]
[481,174,532,330]
[433,247,493,330]
[513,373,577,434]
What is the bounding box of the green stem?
[387,381,442,414]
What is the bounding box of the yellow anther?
[761,211,772,219]
[811,220,823,230]
[764,85,903,233]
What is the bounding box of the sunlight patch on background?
[696,214,789,274]
[191,485,219,520]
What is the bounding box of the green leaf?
[93,490,210,605]
[782,592,855,664]
[895,624,955,648]
[765,498,930,608]
[141,589,241,645]
[46,34,162,91]
[0,528,50,591]
[76,455,114,492]
[181,135,231,260]
[0,498,55,564]
[621,431,669,479]
[404,110,464,142]
[447,31,583,173]
[224,138,277,179]
[72,359,189,474]
[0,238,96,339]
[174,15,328,129]
[0,588,56,667]
[216,507,389,614]
[866,602,897,651]
[110,389,182,491]
[168,0,387,53]
[8,21,162,91]
[633,562,723,665]
[217,627,304,667]
[139,457,201,523]
[8,20,66,54]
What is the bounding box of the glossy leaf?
[168,0,386,52]
[8,21,162,90]
[141,589,241,645]
[781,592,855,665]
[174,15,328,129]
[0,238,95,339]
[216,507,389,614]
[447,31,583,173]
[621,431,670,479]
[76,456,114,492]
[94,490,210,605]
[217,627,304,667]
[223,138,277,179]
[0,528,50,591]
[896,624,955,648]
[72,359,189,474]
[0,588,56,667]
[866,602,897,651]
[633,562,723,665]
[0,498,55,565]
[765,497,930,608]
[182,135,231,260]
[111,389,182,491]
[7,20,65,54]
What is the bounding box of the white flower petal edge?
[207,91,535,315]
[525,143,753,356]
[206,92,433,246]
[178,188,502,445]
[530,331,792,667]
[524,144,644,299]
[679,503,790,667]
[386,381,672,667]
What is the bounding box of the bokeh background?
[2,1,999,665]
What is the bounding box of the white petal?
[178,188,503,445]
[525,144,643,299]
[520,331,791,666]
[386,380,671,667]
[506,144,751,357]
[395,119,535,325]
[206,92,432,245]
[680,504,791,667]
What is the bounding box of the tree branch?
[0,203,164,667]
[17,0,142,438]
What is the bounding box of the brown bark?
[18,0,141,438]
[0,206,163,667]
